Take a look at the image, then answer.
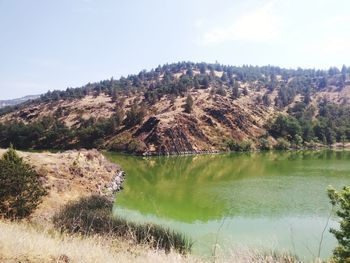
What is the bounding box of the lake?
[105,151,350,261]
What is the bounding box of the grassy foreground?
[0,219,304,263]
[0,220,199,263]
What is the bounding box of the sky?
[1,0,350,100]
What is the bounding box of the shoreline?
[106,143,350,157]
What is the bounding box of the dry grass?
[0,220,200,263]
[0,219,320,263]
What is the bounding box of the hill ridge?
[0,62,350,154]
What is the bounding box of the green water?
[105,151,350,261]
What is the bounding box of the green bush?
[258,138,271,150]
[0,147,47,219]
[274,138,291,150]
[227,140,252,152]
[53,195,192,254]
[110,135,146,154]
[328,186,350,262]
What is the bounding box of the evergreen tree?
[328,186,350,262]
[232,81,240,99]
[124,103,146,128]
[186,68,194,77]
[184,95,193,113]
[341,65,347,82]
[262,94,271,106]
[0,146,46,219]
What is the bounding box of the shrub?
[127,139,147,154]
[227,140,252,152]
[216,87,227,96]
[0,147,47,219]
[293,134,303,148]
[53,195,192,254]
[109,135,146,154]
[274,138,291,150]
[259,138,271,150]
[328,186,350,262]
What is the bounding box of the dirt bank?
[0,149,125,224]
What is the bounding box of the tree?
[113,107,125,129]
[184,95,193,113]
[274,138,291,150]
[0,147,46,219]
[293,134,303,147]
[242,87,249,96]
[200,75,210,89]
[123,103,146,128]
[227,140,252,151]
[186,68,194,77]
[269,114,302,141]
[328,186,350,262]
[303,89,312,104]
[199,64,207,74]
[258,138,271,150]
[111,87,118,102]
[318,77,327,89]
[262,94,271,106]
[232,81,240,99]
[341,65,347,82]
[216,86,226,96]
[221,72,228,82]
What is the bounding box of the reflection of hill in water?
[106,151,350,223]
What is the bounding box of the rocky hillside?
[1,62,350,154]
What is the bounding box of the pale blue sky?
[1,0,350,99]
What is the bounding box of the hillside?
[1,62,350,155]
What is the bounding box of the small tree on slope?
[0,146,46,219]
[328,186,350,262]
[184,95,193,113]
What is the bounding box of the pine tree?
[184,95,193,113]
[232,81,240,99]
[328,186,350,262]
[0,146,47,219]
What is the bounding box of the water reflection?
[106,150,350,222]
[105,150,350,259]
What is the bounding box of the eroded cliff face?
[107,90,272,155]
